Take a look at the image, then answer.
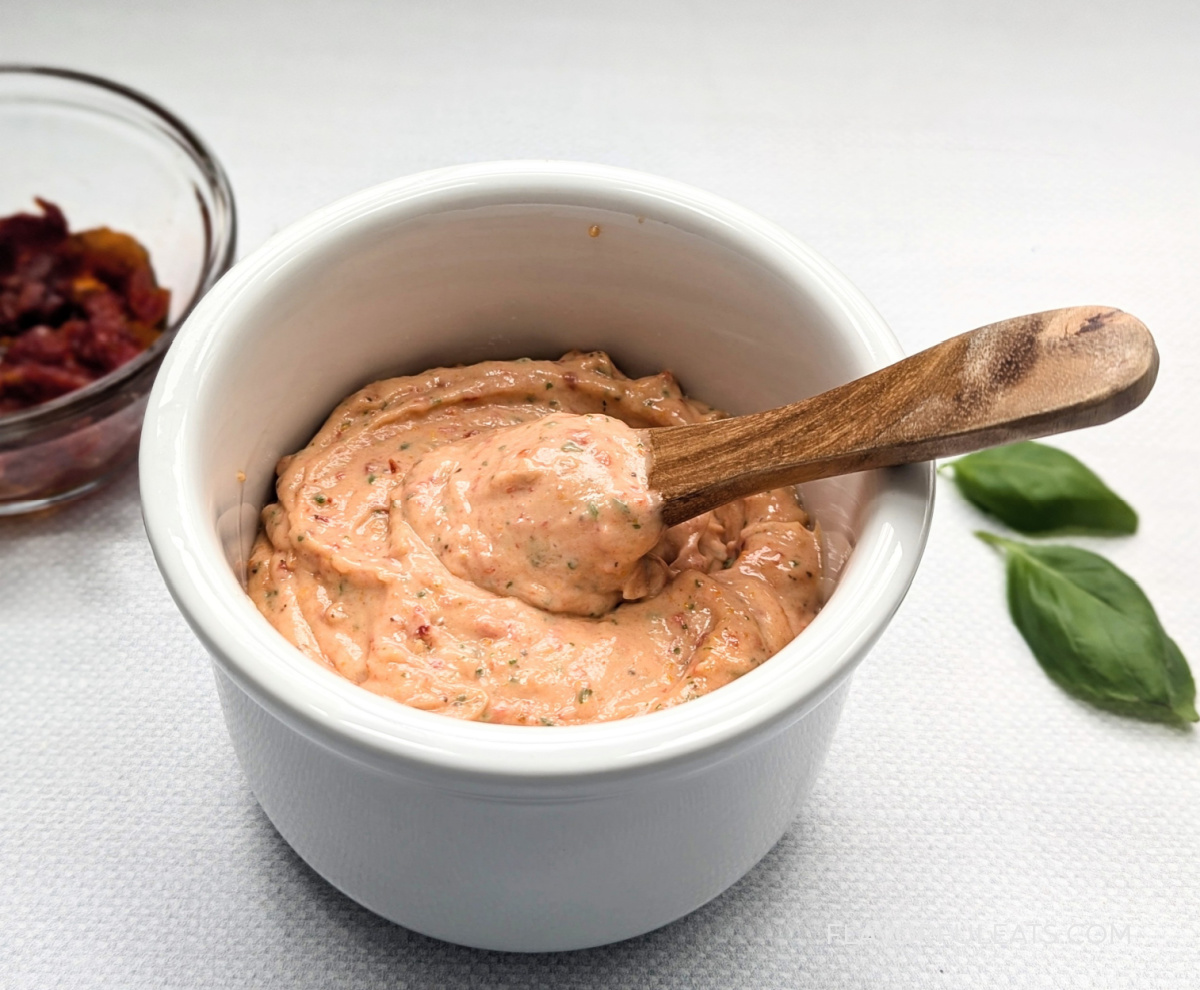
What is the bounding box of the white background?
[2,2,1197,986]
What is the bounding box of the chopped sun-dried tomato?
[0,199,170,413]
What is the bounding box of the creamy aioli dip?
[248,352,822,725]
[403,413,665,616]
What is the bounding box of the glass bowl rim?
[0,64,237,441]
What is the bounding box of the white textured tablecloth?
[3,2,1198,986]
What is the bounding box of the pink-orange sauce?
[247,351,822,725]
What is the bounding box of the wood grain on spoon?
[648,306,1158,527]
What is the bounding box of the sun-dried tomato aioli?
[248,352,823,725]
[403,413,666,616]
[0,199,170,412]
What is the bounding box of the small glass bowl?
[0,65,236,514]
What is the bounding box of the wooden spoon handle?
[649,306,1158,526]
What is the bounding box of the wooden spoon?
[648,306,1157,526]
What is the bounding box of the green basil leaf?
[977,533,1197,724]
[1162,637,1200,723]
[947,442,1137,535]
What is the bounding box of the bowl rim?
[0,64,237,441]
[141,160,935,781]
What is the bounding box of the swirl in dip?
[248,351,822,725]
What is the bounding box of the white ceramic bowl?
[140,161,934,952]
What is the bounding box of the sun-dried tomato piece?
[0,199,171,412]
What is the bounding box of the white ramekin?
[140,161,934,952]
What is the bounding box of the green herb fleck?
[561,440,584,453]
[577,687,592,703]
[313,494,327,505]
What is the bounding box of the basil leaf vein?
[948,441,1137,535]
[977,533,1197,724]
